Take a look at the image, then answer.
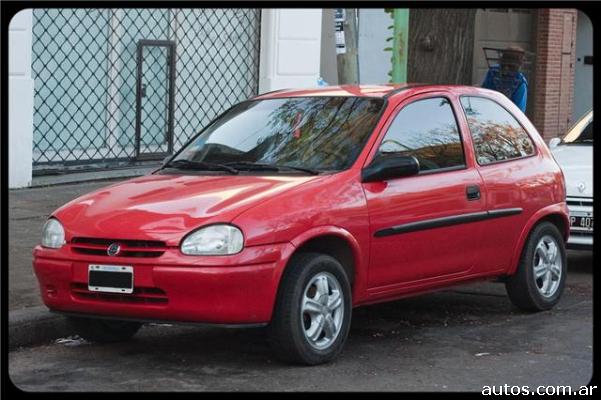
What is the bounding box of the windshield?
[168,96,385,173]
[561,114,593,145]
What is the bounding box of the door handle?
[466,185,481,201]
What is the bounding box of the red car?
[33,84,569,365]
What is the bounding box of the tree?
[407,9,477,85]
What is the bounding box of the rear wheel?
[268,252,352,365]
[66,316,142,343]
[505,222,566,311]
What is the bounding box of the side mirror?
[361,155,420,183]
[549,137,561,149]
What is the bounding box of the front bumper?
[33,242,294,324]
[567,196,593,250]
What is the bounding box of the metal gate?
[31,9,261,173]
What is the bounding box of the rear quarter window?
[460,96,535,165]
[377,97,466,172]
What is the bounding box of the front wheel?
[505,221,567,311]
[268,253,352,365]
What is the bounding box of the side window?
[460,96,535,165]
[377,97,465,172]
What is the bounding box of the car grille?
[567,197,593,207]
[71,283,168,304]
[570,231,593,237]
[70,237,167,258]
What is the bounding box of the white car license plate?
[88,265,134,294]
[570,214,594,231]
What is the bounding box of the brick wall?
[531,9,578,142]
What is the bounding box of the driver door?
[363,93,487,294]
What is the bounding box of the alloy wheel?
[300,272,345,350]
[532,234,562,298]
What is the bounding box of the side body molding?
[374,208,523,237]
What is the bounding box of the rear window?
[460,96,535,165]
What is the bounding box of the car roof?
[254,83,419,99]
[254,83,498,101]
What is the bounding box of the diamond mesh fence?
[31,8,261,172]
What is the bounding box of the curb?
[30,167,155,188]
[9,306,72,350]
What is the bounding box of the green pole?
[391,9,409,83]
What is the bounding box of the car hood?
[551,145,593,198]
[54,173,321,244]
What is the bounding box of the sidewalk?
[9,178,133,348]
[9,179,128,311]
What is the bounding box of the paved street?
[8,180,593,391]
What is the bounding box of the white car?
[550,110,593,250]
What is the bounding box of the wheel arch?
[282,226,368,303]
[507,204,570,275]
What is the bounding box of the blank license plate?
[570,215,594,231]
[88,265,133,294]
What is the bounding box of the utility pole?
[385,9,410,83]
[335,8,359,84]
[392,9,409,83]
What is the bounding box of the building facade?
[9,8,323,188]
[355,8,592,142]
[8,8,592,188]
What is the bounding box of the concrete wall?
[472,9,536,85]
[259,9,323,92]
[572,10,593,121]
[357,9,390,84]
[472,9,537,118]
[9,9,34,188]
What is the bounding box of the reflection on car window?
[173,97,385,172]
[460,96,535,165]
[377,97,465,172]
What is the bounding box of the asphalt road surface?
[8,251,592,392]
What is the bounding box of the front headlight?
[180,224,244,255]
[41,218,65,249]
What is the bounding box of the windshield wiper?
[224,161,279,171]
[165,159,239,174]
[273,164,321,175]
[224,161,320,175]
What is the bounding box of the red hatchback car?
[33,84,569,365]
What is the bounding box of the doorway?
[135,40,175,160]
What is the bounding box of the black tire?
[505,221,567,311]
[66,316,142,343]
[268,252,352,365]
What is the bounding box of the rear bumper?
[33,242,294,324]
[567,234,593,250]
